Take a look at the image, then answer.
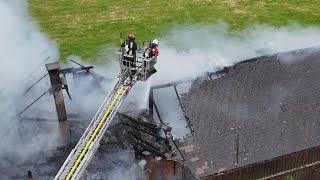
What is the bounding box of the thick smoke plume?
[2,0,320,179]
[67,23,320,115]
[150,23,320,139]
[153,23,320,85]
[0,0,59,169]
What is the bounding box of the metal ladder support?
[54,77,134,180]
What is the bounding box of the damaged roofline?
[151,45,320,91]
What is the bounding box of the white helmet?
[152,39,159,46]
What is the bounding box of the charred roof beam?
[58,66,94,75]
[123,122,167,140]
[118,113,160,130]
[134,139,166,157]
[68,59,108,81]
[128,131,169,157]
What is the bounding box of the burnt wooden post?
[45,62,67,121]
[46,62,70,141]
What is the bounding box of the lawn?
[29,0,320,62]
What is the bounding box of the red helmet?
[152,48,159,55]
[128,33,135,40]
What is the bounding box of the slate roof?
[175,48,320,178]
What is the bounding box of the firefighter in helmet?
[143,39,159,76]
[144,39,159,58]
[121,33,138,68]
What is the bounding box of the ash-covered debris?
[83,151,147,180]
[0,110,130,179]
[117,112,177,158]
[19,109,175,179]
[98,121,133,154]
[80,110,177,179]
[82,125,141,179]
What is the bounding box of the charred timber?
[128,131,169,155]
[123,123,166,140]
[118,113,160,130]
[128,133,167,157]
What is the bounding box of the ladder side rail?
[55,76,135,180]
[93,92,127,146]
[94,86,131,145]
[58,103,113,179]
[83,79,121,130]
[70,87,127,179]
[58,91,118,179]
[92,96,126,148]
[54,81,122,180]
[71,140,100,180]
[55,128,100,180]
[54,148,77,180]
[71,85,131,179]
[64,85,125,180]
[74,84,121,155]
[60,128,94,178]
[86,80,119,126]
[75,80,120,144]
[72,79,121,151]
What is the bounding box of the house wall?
[145,156,180,180]
[202,146,320,180]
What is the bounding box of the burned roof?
[2,111,135,179]
[175,48,320,178]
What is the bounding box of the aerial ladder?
[54,41,158,180]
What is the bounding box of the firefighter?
[121,33,138,69]
[144,39,159,58]
[143,39,159,76]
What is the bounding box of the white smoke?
[65,23,320,115]
[152,22,320,85]
[83,151,147,180]
[106,159,147,180]
[77,23,320,141]
[0,0,59,167]
[89,23,320,132]
[148,23,320,139]
[2,1,320,179]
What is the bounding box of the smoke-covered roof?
[175,47,320,178]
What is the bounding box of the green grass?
[29,0,320,62]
